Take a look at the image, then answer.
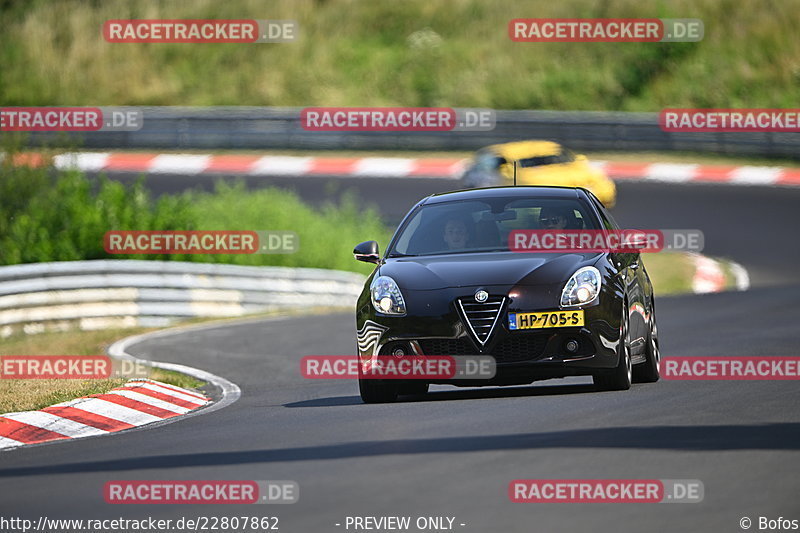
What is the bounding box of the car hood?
[380,252,601,290]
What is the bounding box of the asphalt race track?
[1,176,799,533]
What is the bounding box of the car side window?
[393,211,423,254]
[519,155,557,167]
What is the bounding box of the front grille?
[418,334,549,363]
[492,334,549,363]
[418,338,474,356]
[458,296,505,344]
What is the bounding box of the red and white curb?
[690,253,750,294]
[0,318,246,452]
[0,379,209,450]
[591,161,800,187]
[14,152,797,187]
[44,152,466,178]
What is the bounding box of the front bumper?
[356,284,624,386]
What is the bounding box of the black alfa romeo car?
[353,186,660,403]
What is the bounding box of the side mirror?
[622,229,649,250]
[353,241,380,264]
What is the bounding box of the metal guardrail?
[0,260,366,338]
[23,107,800,159]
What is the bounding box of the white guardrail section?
[0,260,366,338]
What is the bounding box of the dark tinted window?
[517,147,575,168]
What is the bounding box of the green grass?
[641,252,695,294]
[1,0,798,111]
[149,368,204,390]
[0,377,128,415]
[643,252,744,295]
[0,328,206,414]
[184,182,391,274]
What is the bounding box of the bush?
[186,182,391,273]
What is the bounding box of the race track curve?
[1,178,798,533]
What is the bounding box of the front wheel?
[594,307,632,391]
[399,381,429,397]
[633,309,660,383]
[358,358,399,403]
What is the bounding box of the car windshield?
[473,151,505,171]
[517,148,575,168]
[388,196,599,256]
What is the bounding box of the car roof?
[484,140,564,159]
[422,186,586,205]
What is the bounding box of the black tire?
[358,377,399,403]
[399,381,429,396]
[594,306,632,391]
[358,358,399,403]
[633,308,660,383]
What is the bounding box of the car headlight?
[370,275,407,316]
[561,266,601,307]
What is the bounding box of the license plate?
[509,310,584,330]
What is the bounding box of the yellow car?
[462,140,616,207]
